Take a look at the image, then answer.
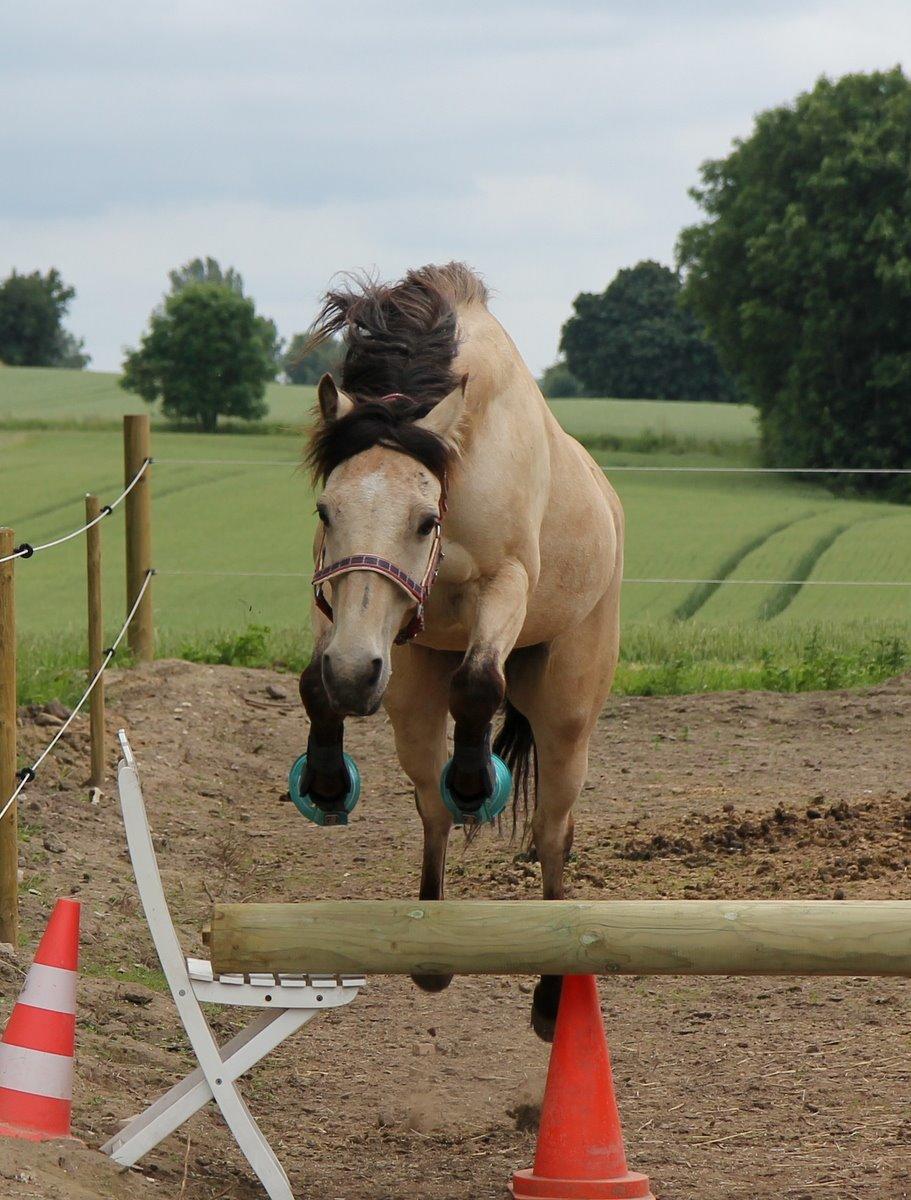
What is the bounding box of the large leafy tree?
[168,256,245,296]
[678,68,911,495]
[282,333,344,385]
[121,283,278,431]
[559,261,736,400]
[0,269,89,368]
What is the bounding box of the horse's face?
[316,448,444,714]
[310,372,464,716]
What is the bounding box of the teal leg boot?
[288,749,361,827]
[440,729,512,825]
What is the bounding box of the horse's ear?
[317,373,354,423]
[415,374,468,441]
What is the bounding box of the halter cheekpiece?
[311,393,447,645]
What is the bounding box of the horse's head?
[308,373,465,716]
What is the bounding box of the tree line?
[0,255,342,433]
[3,68,910,493]
[548,67,911,496]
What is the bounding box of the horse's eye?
[417,515,437,537]
[316,504,330,527]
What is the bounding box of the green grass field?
[0,366,757,448]
[1,367,908,704]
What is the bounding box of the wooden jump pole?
[0,528,18,946]
[208,899,911,979]
[85,495,105,787]
[123,414,153,661]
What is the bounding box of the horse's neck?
[454,303,545,415]
[446,303,555,539]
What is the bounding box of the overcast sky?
[2,1,909,374]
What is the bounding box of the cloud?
[2,0,910,372]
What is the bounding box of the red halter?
[311,393,448,645]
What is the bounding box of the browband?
[310,392,449,645]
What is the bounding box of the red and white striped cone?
[0,898,80,1141]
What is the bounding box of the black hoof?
[531,975,563,1043]
[411,972,454,993]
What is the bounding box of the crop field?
[0,365,314,429]
[0,366,757,446]
[1,367,908,702]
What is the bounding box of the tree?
[0,269,90,368]
[168,256,244,296]
[538,359,584,398]
[282,333,344,385]
[559,261,736,401]
[678,68,911,495]
[121,283,278,431]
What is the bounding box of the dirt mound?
[0,660,907,1199]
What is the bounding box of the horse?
[294,263,624,1040]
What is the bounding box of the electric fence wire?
[151,458,911,475]
[0,458,151,565]
[0,569,155,825]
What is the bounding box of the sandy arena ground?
[1,660,908,1199]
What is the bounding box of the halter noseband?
[311,394,447,645]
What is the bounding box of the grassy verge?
[17,620,908,709]
[0,414,756,461]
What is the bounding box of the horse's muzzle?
[321,651,386,716]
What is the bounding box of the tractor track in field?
[0,463,277,543]
[2,659,909,1200]
[673,512,814,620]
[759,510,908,620]
[758,521,849,619]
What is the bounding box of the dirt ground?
[1,660,908,1200]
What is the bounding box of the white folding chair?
[102,730,365,1200]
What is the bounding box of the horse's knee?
[450,649,505,732]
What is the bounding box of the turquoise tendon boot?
[288,752,361,826]
[440,754,512,825]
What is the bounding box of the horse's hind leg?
[383,643,458,992]
[508,588,620,1041]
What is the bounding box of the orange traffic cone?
[511,975,654,1200]
[0,898,80,1141]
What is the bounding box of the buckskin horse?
[292,263,624,1039]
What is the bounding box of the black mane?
[307,395,452,485]
[304,263,488,482]
[309,266,470,403]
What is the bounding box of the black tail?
[493,700,538,835]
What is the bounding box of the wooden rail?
[209,900,911,979]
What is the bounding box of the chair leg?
[213,1082,297,1200]
[103,1009,312,1177]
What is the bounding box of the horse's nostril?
[367,657,383,686]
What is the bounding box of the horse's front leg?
[294,641,355,824]
[445,565,529,822]
[383,643,457,991]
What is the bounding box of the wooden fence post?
[0,528,19,946]
[123,415,153,661]
[85,495,105,787]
